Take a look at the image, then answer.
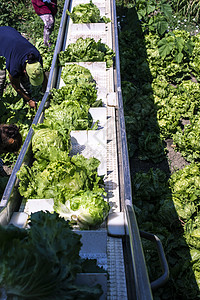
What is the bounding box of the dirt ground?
[130,138,189,177]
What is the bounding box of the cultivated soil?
[130,138,189,177]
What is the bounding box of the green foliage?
[67,0,110,23]
[189,34,200,81]
[170,0,200,23]
[119,30,152,83]
[135,0,172,35]
[32,126,71,164]
[158,31,194,63]
[118,1,200,298]
[138,131,167,163]
[1,88,37,138]
[0,0,65,168]
[131,165,200,299]
[173,114,200,162]
[50,83,99,106]
[132,168,169,202]
[60,63,94,85]
[169,163,200,221]
[0,211,103,299]
[58,37,115,68]
[55,190,110,229]
[34,38,54,72]
[43,100,94,132]
[0,1,32,27]
[144,31,193,84]
[153,79,200,138]
[17,154,109,229]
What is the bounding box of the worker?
[0,26,48,109]
[0,124,22,176]
[31,0,58,47]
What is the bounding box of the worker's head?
[0,124,22,154]
[25,53,44,86]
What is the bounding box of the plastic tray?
[67,23,112,47]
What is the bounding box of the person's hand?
[28,99,37,109]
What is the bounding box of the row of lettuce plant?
[0,0,64,178]
[0,0,68,200]
[117,0,200,299]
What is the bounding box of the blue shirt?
[0,26,43,78]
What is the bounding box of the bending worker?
[0,26,47,109]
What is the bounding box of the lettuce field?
[0,0,64,177]
[117,0,200,299]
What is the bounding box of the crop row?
[117,1,200,299]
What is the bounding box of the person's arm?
[9,74,37,109]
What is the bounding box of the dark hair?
[27,52,37,64]
[0,124,22,153]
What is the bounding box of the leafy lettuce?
[32,126,71,165]
[55,190,109,229]
[61,63,95,86]
[58,38,115,68]
[17,154,109,229]
[50,82,99,106]
[0,211,104,299]
[67,0,110,24]
[43,100,94,132]
[173,114,200,162]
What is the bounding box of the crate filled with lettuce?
[59,37,115,68]
[67,0,110,24]
[17,118,110,230]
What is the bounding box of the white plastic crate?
[70,107,107,176]
[67,22,112,47]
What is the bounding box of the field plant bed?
[0,0,64,183]
[117,0,200,299]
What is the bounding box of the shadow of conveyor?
[117,2,199,299]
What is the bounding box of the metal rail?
[140,230,169,290]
